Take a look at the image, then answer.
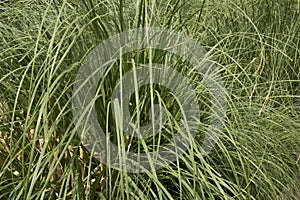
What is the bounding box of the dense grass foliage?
[0,0,299,199]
